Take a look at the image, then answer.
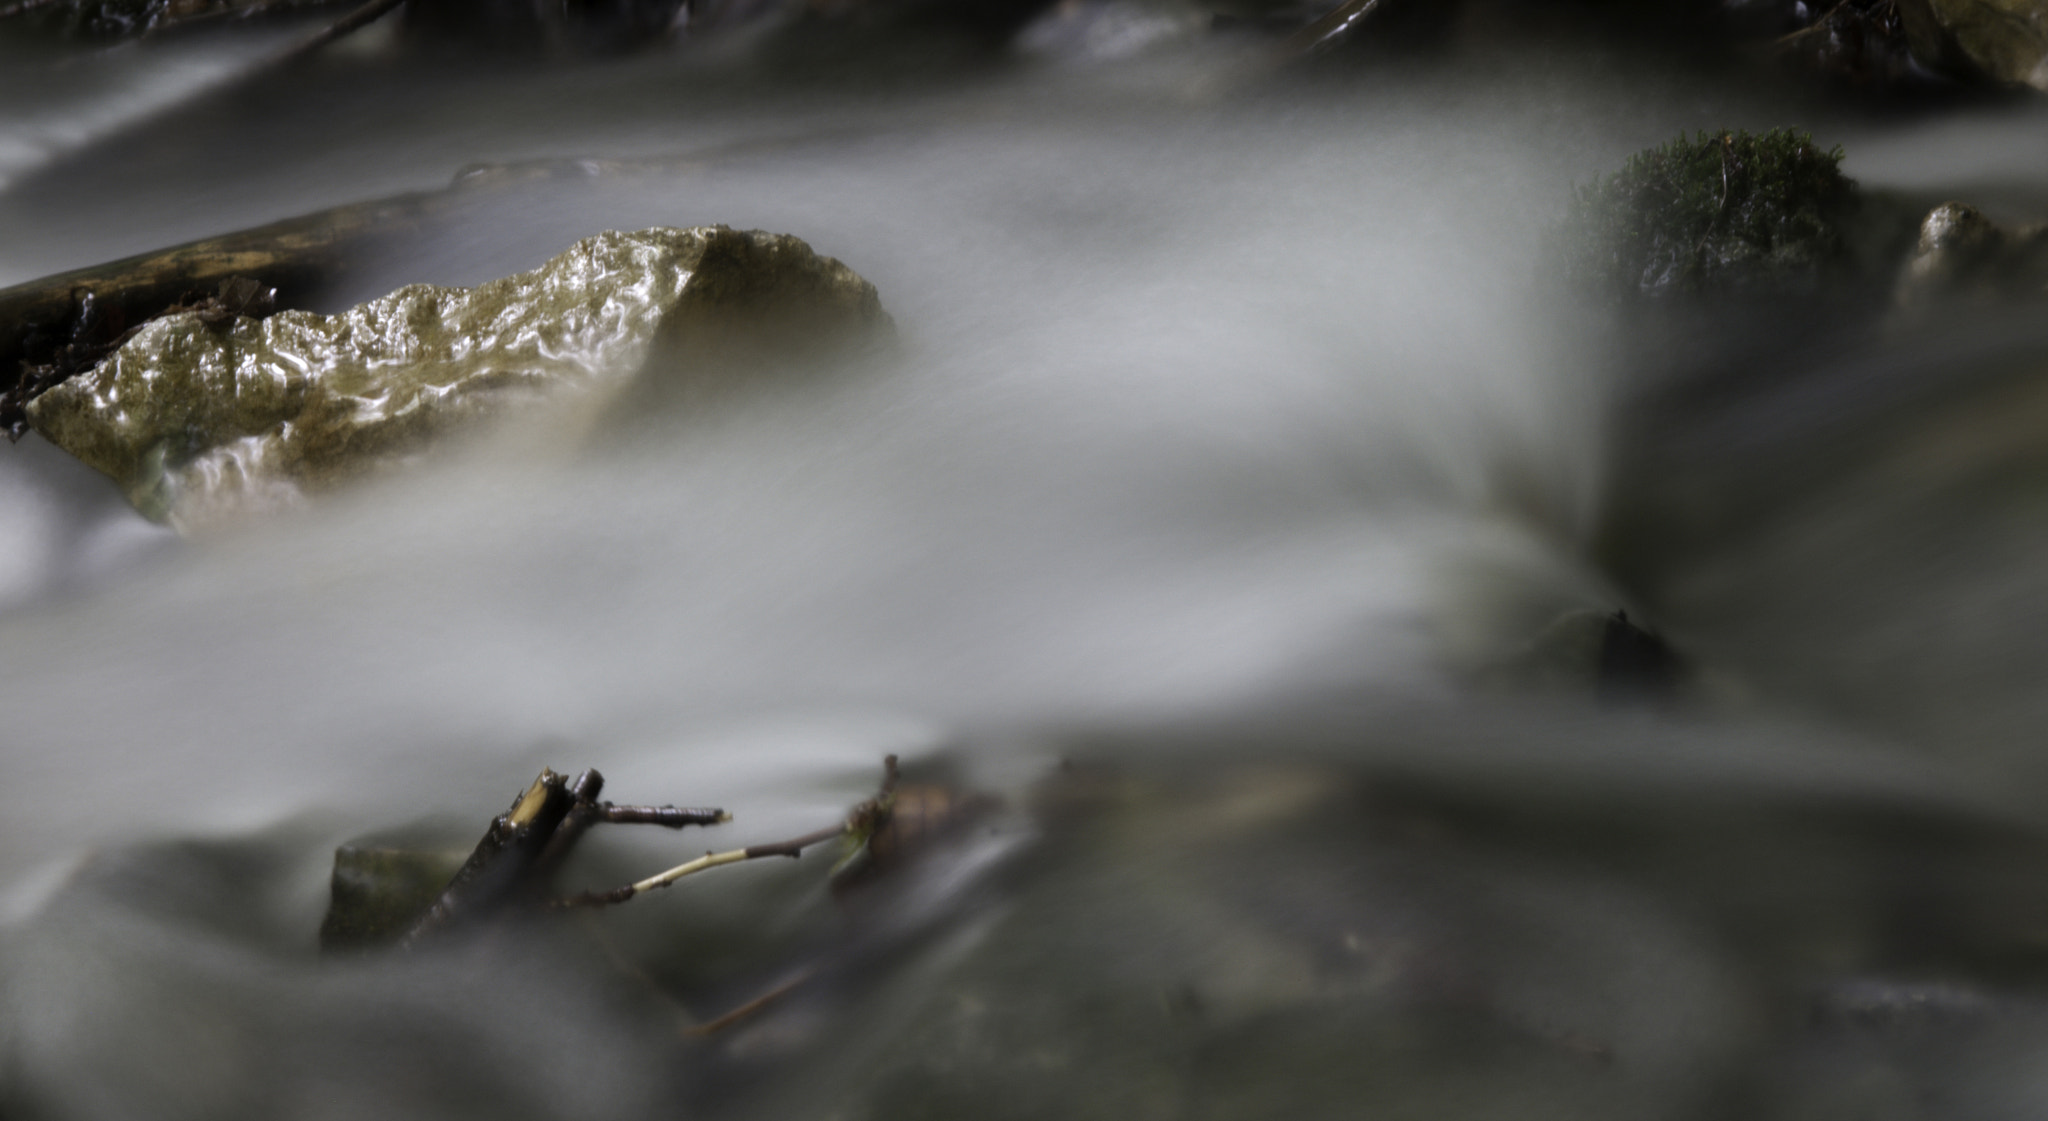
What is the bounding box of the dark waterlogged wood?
[399,768,586,945]
[316,762,744,950]
[0,185,454,438]
[269,0,407,63]
[400,766,736,945]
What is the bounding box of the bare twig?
[555,823,850,907]
[325,760,916,952]
[744,823,857,861]
[269,0,407,62]
[687,968,818,1037]
[556,755,901,908]
[391,766,738,945]
[540,775,732,869]
[600,804,731,827]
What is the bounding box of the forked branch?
[554,754,900,909]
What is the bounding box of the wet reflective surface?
[25,225,886,528]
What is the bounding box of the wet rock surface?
[1896,0,2048,87]
[318,840,471,953]
[23,226,889,530]
[1760,0,1924,88]
[1894,200,2048,310]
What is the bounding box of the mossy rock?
[24,225,890,531]
[318,842,470,952]
[1561,129,1858,304]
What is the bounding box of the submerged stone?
[318,842,470,953]
[25,226,890,530]
[1478,608,1689,707]
[1894,201,2048,311]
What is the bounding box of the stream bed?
[6,16,2048,1120]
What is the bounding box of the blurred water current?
[5,25,2048,1121]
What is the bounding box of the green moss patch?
[1563,128,1858,303]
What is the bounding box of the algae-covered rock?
[25,226,889,530]
[1896,0,2048,88]
[318,842,470,953]
[1561,129,1858,304]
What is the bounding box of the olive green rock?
[318,843,471,953]
[1896,0,2048,88]
[24,226,890,530]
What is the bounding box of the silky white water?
[6,27,2048,1121]
[0,49,1624,884]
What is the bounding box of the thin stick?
[687,968,817,1037]
[556,823,849,907]
[600,804,731,828]
[271,0,406,63]
[539,773,729,870]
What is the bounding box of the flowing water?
[5,20,2048,1121]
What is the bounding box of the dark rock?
[1596,609,1685,704]
[1483,609,1690,706]
[1765,0,1926,88]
